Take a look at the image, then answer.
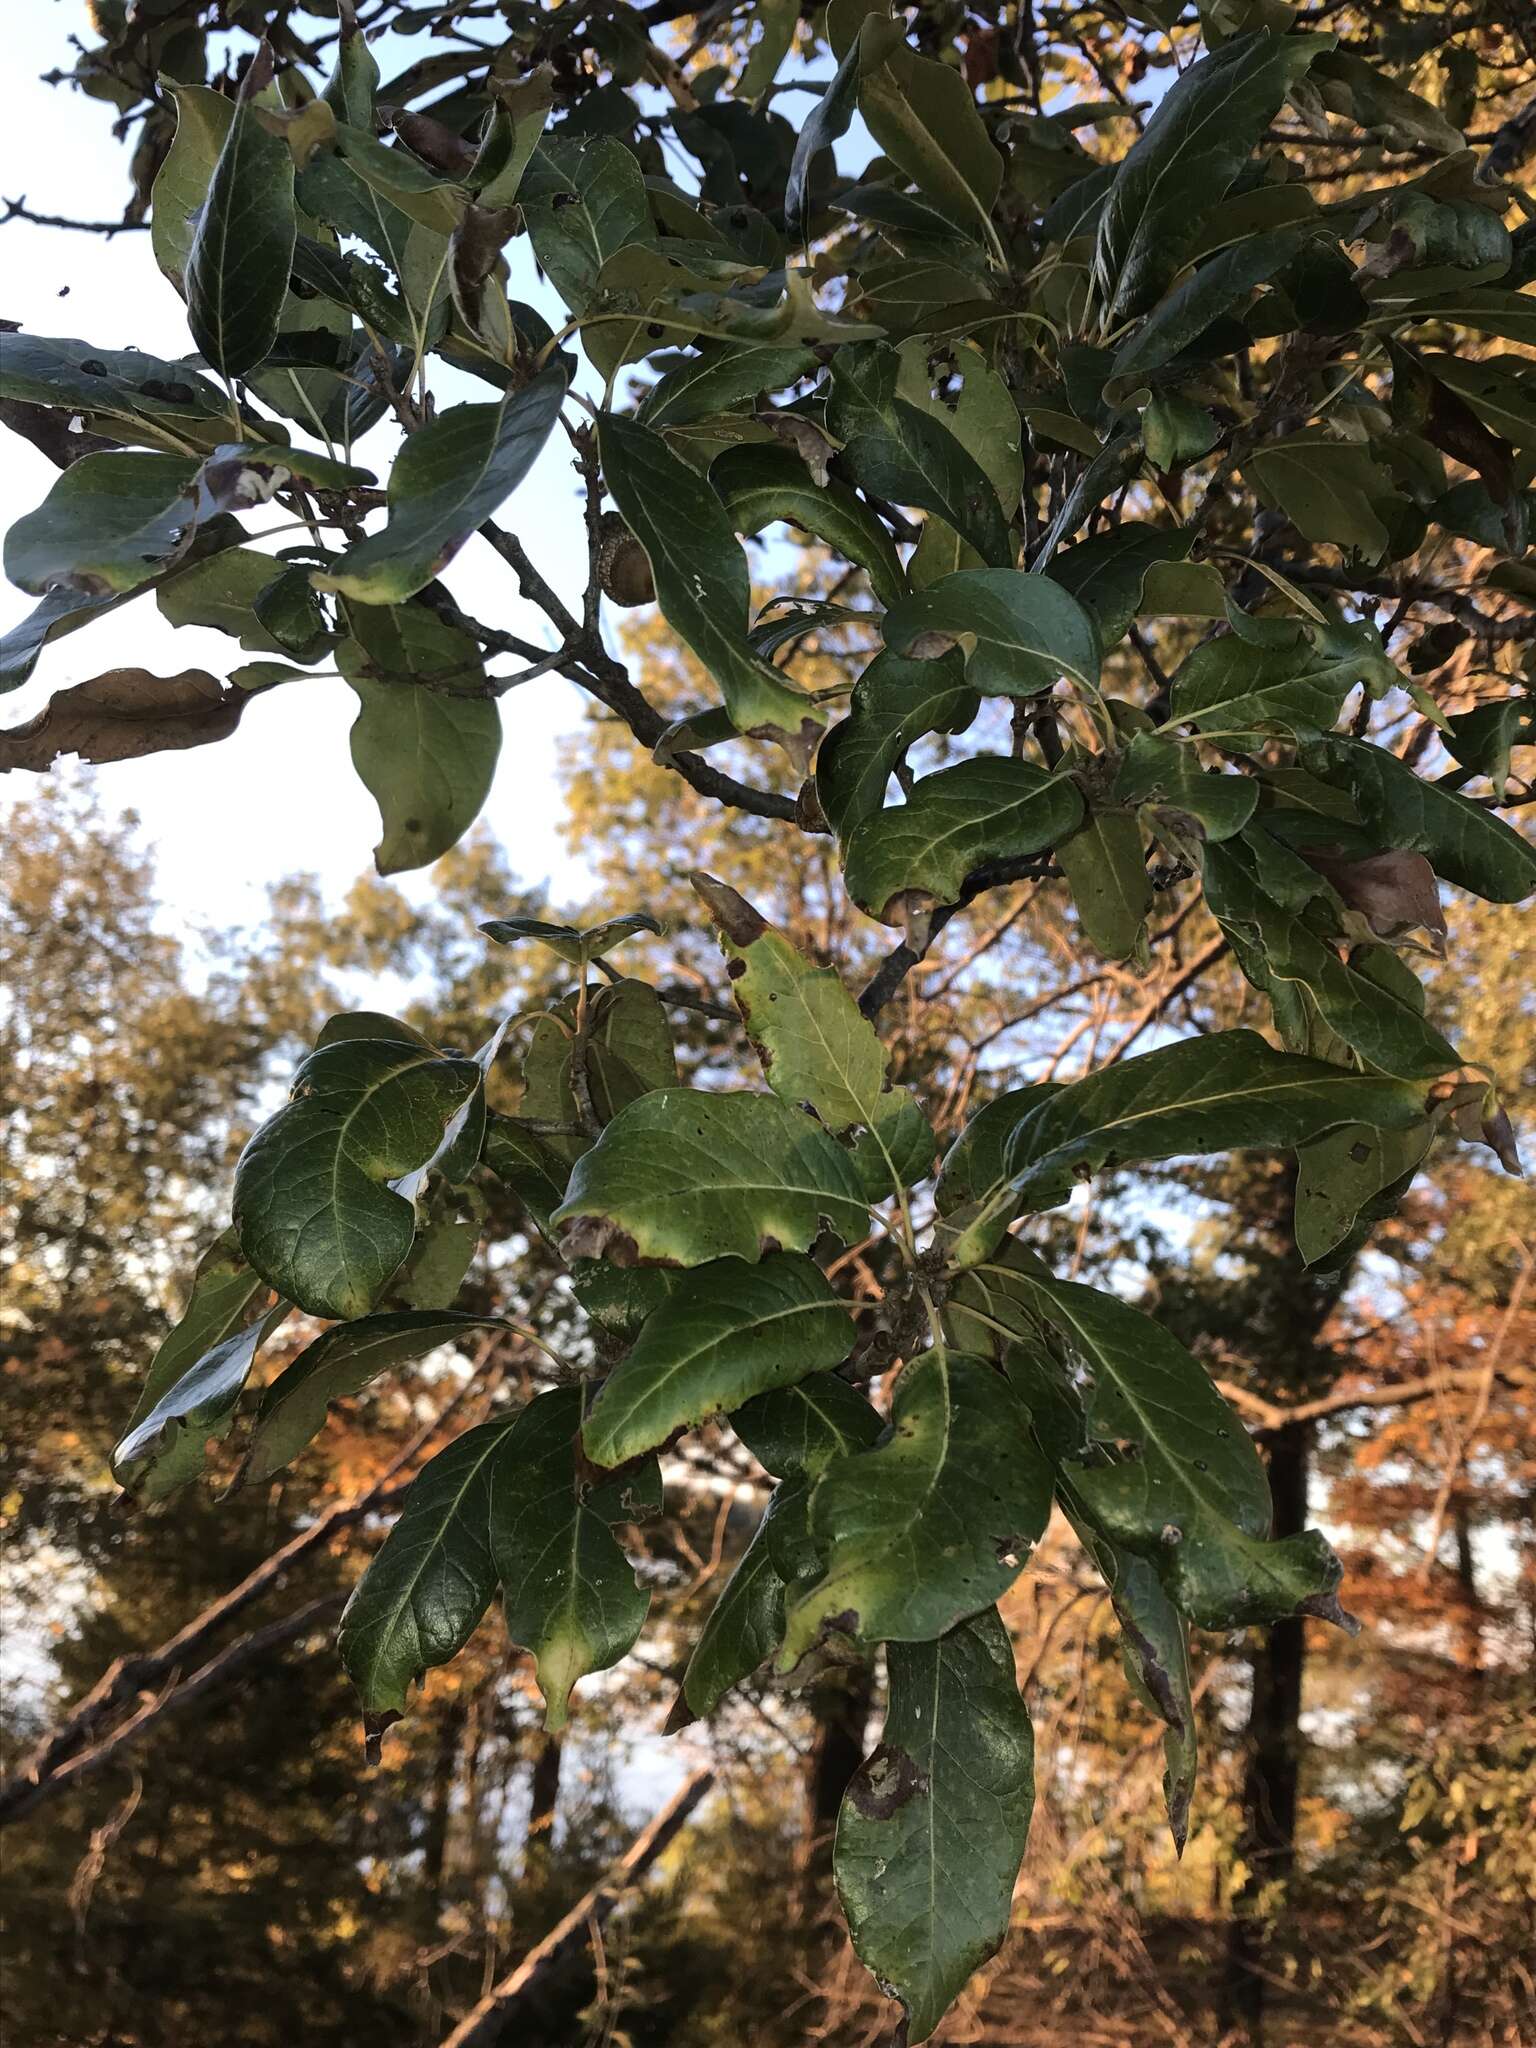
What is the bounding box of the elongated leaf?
[482,1114,568,1235]
[1170,631,1376,741]
[1419,353,1536,450]
[336,606,501,876]
[692,874,889,1128]
[882,569,1101,695]
[779,1349,1053,1663]
[583,1253,853,1466]
[680,1483,796,1716]
[1012,1273,1345,1630]
[5,453,198,597]
[998,1029,1424,1214]
[1106,226,1320,398]
[1092,29,1335,324]
[244,1310,502,1484]
[521,137,653,316]
[1294,1117,1436,1267]
[786,29,861,243]
[842,757,1084,934]
[321,4,379,128]
[152,83,237,295]
[517,978,677,1176]
[599,412,821,751]
[836,1607,1033,2046]
[112,1302,290,1501]
[328,122,467,234]
[713,442,906,608]
[1056,807,1152,961]
[733,1374,884,1478]
[0,335,234,455]
[826,344,1014,569]
[480,911,661,966]
[122,1231,269,1442]
[491,1386,656,1729]
[1305,736,1536,903]
[815,646,977,846]
[339,1418,510,1734]
[316,371,566,604]
[1242,433,1399,558]
[0,585,123,694]
[551,1088,870,1267]
[934,1085,1061,1217]
[856,15,1002,238]
[638,339,817,429]
[1113,730,1258,841]
[186,48,297,378]
[233,1037,482,1320]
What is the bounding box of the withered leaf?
[0,667,243,773]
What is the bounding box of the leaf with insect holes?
[815,646,978,846]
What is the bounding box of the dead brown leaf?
[0,668,244,773]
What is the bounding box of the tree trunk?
[524,1730,563,1881]
[798,1662,874,1920]
[1222,1419,1311,2041]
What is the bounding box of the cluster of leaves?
[5,0,1534,2036]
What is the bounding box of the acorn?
[597,512,655,607]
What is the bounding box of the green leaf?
[785,29,861,244]
[1312,50,1464,155]
[0,586,123,694]
[835,1607,1033,2046]
[814,646,978,846]
[328,122,467,234]
[637,340,818,429]
[1105,226,1320,400]
[1092,29,1336,325]
[480,910,662,966]
[232,1036,482,1320]
[934,1085,1062,1217]
[244,1310,503,1485]
[582,1252,854,1465]
[1305,736,1536,904]
[521,137,653,317]
[336,605,501,876]
[1113,731,1259,841]
[1242,432,1399,557]
[733,1373,884,1478]
[315,371,567,604]
[999,1029,1425,1214]
[321,5,379,129]
[152,82,237,296]
[0,334,235,455]
[1046,523,1202,645]
[491,1386,656,1730]
[713,442,907,608]
[1169,629,1382,742]
[1293,1117,1436,1267]
[112,1301,290,1501]
[779,1349,1053,1663]
[339,1417,510,1732]
[855,15,1002,239]
[550,1088,870,1268]
[680,1484,796,1717]
[826,344,1014,570]
[517,978,677,1173]
[842,757,1084,936]
[121,1230,270,1445]
[1056,807,1152,962]
[1400,288,1536,347]
[482,1114,568,1235]
[881,569,1101,696]
[1014,1273,1345,1630]
[691,874,889,1129]
[186,47,298,379]
[598,413,821,753]
[157,545,324,653]
[4,453,198,597]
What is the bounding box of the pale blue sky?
[1,3,598,928]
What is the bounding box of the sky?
[1,1,599,934]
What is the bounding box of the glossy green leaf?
[1169,628,1387,742]
[785,28,861,244]
[856,15,1002,239]
[0,335,235,455]
[692,873,889,1129]
[882,569,1101,696]
[244,1310,502,1485]
[316,371,567,604]
[1056,807,1152,961]
[521,137,653,317]
[1293,1116,1437,1267]
[1305,736,1536,903]
[1013,1273,1345,1630]
[933,1085,1062,1218]
[321,5,379,128]
[637,340,818,429]
[5,453,198,597]
[733,1373,884,1479]
[157,545,323,653]
[336,604,501,876]
[814,646,978,846]
[1046,524,1201,645]
[121,1230,271,1446]
[999,1029,1425,1214]
[186,50,297,379]
[826,344,1014,570]
[836,1607,1033,2046]
[339,1417,510,1731]
[582,1252,854,1465]
[482,1114,568,1235]
[1242,432,1400,558]
[112,1301,290,1501]
[713,442,907,608]
[1092,29,1336,325]
[550,1088,870,1268]
[779,1349,1053,1663]
[599,412,821,751]
[842,757,1084,934]
[232,1036,482,1320]
[479,911,662,966]
[491,1386,656,1729]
